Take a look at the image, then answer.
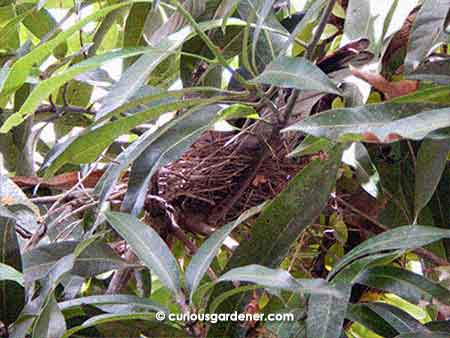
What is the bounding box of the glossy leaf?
[283,103,450,143]
[104,212,181,295]
[414,138,450,220]
[250,56,341,94]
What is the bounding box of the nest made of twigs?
[154,129,311,230]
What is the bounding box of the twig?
[283,0,338,123]
[335,195,449,267]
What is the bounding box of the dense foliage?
[1,0,450,337]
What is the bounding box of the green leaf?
[59,294,167,314]
[104,211,181,296]
[43,97,221,178]
[0,262,23,286]
[23,240,129,283]
[405,0,450,72]
[0,215,25,326]
[395,333,449,338]
[279,0,328,55]
[391,86,450,105]
[250,56,341,94]
[97,17,248,119]
[0,7,32,49]
[32,294,66,338]
[329,226,450,279]
[347,303,399,337]
[342,142,380,198]
[120,104,223,215]
[60,312,165,338]
[17,4,67,58]
[0,1,133,98]
[414,138,450,220]
[356,266,450,305]
[306,284,351,338]
[342,0,416,55]
[407,59,450,85]
[0,47,152,133]
[288,135,333,158]
[363,302,428,335]
[207,145,342,337]
[185,204,264,303]
[224,144,343,269]
[217,265,340,297]
[123,2,152,50]
[283,103,450,143]
[0,174,39,215]
[332,252,401,284]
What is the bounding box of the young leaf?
[250,56,341,94]
[104,211,181,295]
[1,47,152,132]
[185,204,265,302]
[414,138,450,221]
[0,1,132,98]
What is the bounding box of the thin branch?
[335,195,450,267]
[283,0,338,123]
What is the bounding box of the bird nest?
[154,129,311,231]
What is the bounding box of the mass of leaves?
[1,0,450,337]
